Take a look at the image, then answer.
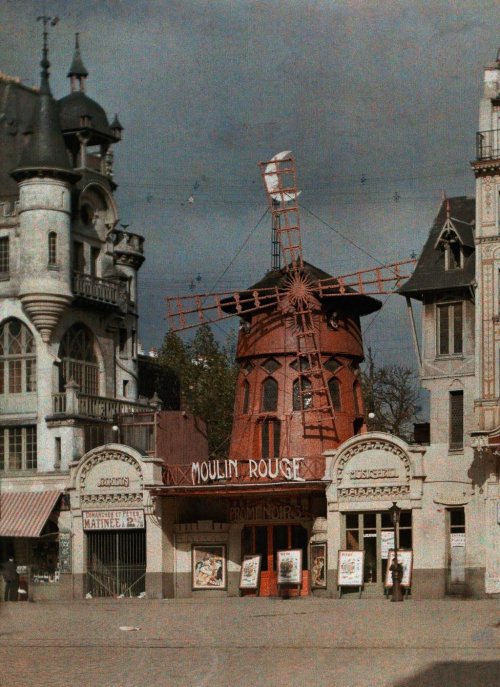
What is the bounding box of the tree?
[158,325,238,457]
[361,348,421,442]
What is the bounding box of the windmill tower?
[168,153,414,468]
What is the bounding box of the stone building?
[0,32,207,600]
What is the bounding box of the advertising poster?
[192,545,227,590]
[239,554,262,590]
[384,549,413,588]
[337,550,364,586]
[310,543,327,588]
[277,549,302,585]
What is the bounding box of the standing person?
[3,557,18,601]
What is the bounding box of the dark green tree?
[158,325,238,457]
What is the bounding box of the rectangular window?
[9,427,23,470]
[8,359,22,393]
[0,426,37,471]
[449,390,464,450]
[73,241,85,272]
[0,236,9,275]
[54,437,61,468]
[119,328,128,357]
[90,247,100,277]
[437,302,463,355]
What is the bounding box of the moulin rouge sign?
[191,457,305,486]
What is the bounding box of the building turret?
[59,35,120,172]
[11,24,80,343]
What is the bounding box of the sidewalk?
[0,598,498,687]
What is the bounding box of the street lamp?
[388,501,404,602]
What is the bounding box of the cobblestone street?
[0,598,498,687]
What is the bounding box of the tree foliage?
[360,349,421,442]
[158,325,238,457]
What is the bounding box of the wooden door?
[241,524,310,597]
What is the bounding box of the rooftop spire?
[68,32,88,92]
[37,14,59,95]
[11,16,79,183]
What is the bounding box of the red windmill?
[167,153,414,480]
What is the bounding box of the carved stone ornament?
[79,450,144,492]
[338,485,410,500]
[80,493,143,506]
[336,439,412,484]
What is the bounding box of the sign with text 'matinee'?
[82,509,145,530]
[190,457,305,486]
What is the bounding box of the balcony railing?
[52,391,152,420]
[476,129,500,161]
[73,272,128,310]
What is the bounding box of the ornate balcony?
[51,389,153,420]
[73,272,128,311]
[476,129,500,161]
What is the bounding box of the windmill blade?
[166,286,281,332]
[315,259,416,298]
[259,153,303,270]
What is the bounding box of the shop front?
[68,443,163,598]
[0,487,71,600]
[325,432,425,598]
[157,455,328,598]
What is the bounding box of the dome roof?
[58,91,116,143]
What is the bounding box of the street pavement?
[0,597,498,687]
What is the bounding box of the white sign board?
[277,549,303,585]
[337,550,364,586]
[385,549,413,588]
[82,509,145,530]
[381,531,395,560]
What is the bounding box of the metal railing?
[476,129,500,160]
[73,272,128,309]
[52,391,152,420]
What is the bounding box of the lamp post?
[388,501,404,602]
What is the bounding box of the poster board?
[310,542,327,588]
[277,549,302,585]
[337,550,364,587]
[239,554,262,590]
[384,549,413,588]
[192,545,227,590]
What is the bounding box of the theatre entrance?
[86,530,146,598]
[241,524,309,596]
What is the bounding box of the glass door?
[344,511,412,594]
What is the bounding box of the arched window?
[262,377,278,412]
[293,377,312,410]
[328,377,341,412]
[262,418,281,458]
[48,232,57,266]
[0,319,36,394]
[242,380,250,414]
[59,324,99,395]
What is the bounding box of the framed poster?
[277,549,302,585]
[192,545,227,590]
[384,549,413,588]
[310,542,327,589]
[337,550,364,587]
[239,554,262,590]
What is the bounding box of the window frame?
[0,426,37,472]
[0,319,36,395]
[48,231,57,267]
[449,389,464,451]
[436,301,463,357]
[0,235,9,278]
[261,376,278,412]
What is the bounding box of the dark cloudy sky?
[2,1,499,377]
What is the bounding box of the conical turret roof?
[11,37,79,182]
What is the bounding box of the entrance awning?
[0,491,61,538]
